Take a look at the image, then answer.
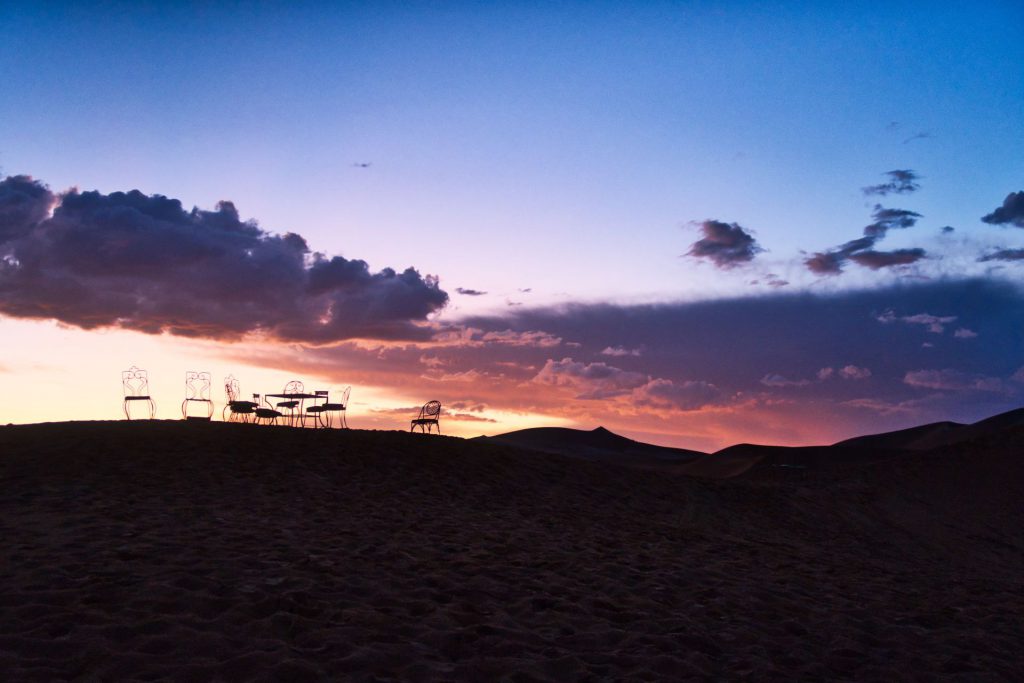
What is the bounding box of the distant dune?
[1,415,1022,679]
[474,426,704,466]
[834,406,1024,452]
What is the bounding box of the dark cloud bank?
[460,277,1024,422]
[0,176,448,341]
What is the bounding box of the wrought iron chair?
[223,375,257,422]
[182,371,214,420]
[276,380,305,426]
[410,400,441,434]
[319,386,351,429]
[304,390,329,428]
[122,366,155,420]
[252,393,284,426]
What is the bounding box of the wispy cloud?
[862,170,921,196]
[806,202,924,275]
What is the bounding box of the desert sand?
[1,420,1022,680]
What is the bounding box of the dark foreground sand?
[1,421,1022,681]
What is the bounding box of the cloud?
[941,226,955,234]
[601,346,642,357]
[862,170,921,196]
[0,175,55,242]
[478,329,562,347]
[898,313,957,334]
[0,176,448,342]
[863,206,922,237]
[978,248,1024,262]
[760,373,811,387]
[448,412,497,423]
[455,287,487,296]
[632,378,722,411]
[236,278,1024,450]
[805,204,923,275]
[981,192,1024,227]
[532,357,648,399]
[686,220,763,269]
[903,369,1007,393]
[848,248,926,270]
[902,132,932,144]
[838,365,871,380]
[953,327,977,339]
[449,401,488,412]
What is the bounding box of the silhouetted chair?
[122,366,155,420]
[223,375,257,422]
[320,386,351,429]
[411,400,441,434]
[182,371,214,421]
[276,380,306,427]
[304,390,329,428]
[253,393,283,425]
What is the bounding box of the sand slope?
[474,426,704,466]
[1,421,1022,680]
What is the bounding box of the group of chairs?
[122,365,443,433]
[121,366,351,428]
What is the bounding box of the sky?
[1,2,1022,450]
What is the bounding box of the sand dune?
[1,420,1022,680]
[474,426,704,466]
[834,407,1024,452]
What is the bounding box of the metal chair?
[253,393,283,425]
[304,390,329,428]
[122,366,155,420]
[276,380,305,426]
[223,375,257,422]
[410,400,441,434]
[320,386,351,429]
[182,371,214,420]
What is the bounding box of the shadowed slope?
[474,426,704,466]
[834,406,1024,451]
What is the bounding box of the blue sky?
[1,2,1022,445]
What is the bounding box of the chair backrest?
[224,375,240,403]
[185,371,212,401]
[122,366,149,397]
[338,386,351,407]
[283,380,304,395]
[418,400,442,420]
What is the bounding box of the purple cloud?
[849,248,926,270]
[687,220,763,269]
[805,204,924,275]
[903,369,1007,393]
[532,357,648,399]
[0,176,448,341]
[633,378,722,411]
